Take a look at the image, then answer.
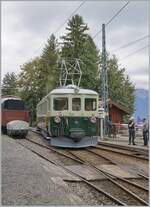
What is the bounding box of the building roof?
[109,100,130,114]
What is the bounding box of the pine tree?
[61,14,99,89]
[41,34,59,92]
[2,72,18,96]
[100,55,135,113]
[61,14,89,58]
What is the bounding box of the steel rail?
[94,145,148,160]
[100,170,149,192]
[16,139,126,206]
[25,136,148,193]
[85,149,149,192]
[25,137,84,164]
[138,173,149,180]
[27,131,148,205]
[98,142,148,156]
[86,148,117,165]
[96,144,148,158]
[67,150,148,206]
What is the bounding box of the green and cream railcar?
[37,85,99,148]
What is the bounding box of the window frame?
[84,98,97,111]
[72,97,81,111]
[53,97,69,111]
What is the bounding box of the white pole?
[99,108,105,140]
[100,118,103,139]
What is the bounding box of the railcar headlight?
[54,116,61,123]
[90,115,97,123]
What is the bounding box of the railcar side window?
[53,98,68,111]
[85,98,97,111]
[72,98,81,111]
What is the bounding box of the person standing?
[107,116,112,137]
[128,117,136,145]
[142,118,149,146]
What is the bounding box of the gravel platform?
[1,135,84,206]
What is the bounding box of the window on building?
[53,97,68,111]
[72,98,81,111]
[85,98,97,111]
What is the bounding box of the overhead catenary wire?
[119,44,149,61]
[54,0,86,34]
[33,1,86,55]
[93,1,130,39]
[110,35,150,53]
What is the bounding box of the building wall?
[109,106,124,123]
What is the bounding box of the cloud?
[130,74,149,89]
[2,1,149,90]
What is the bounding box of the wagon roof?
[1,96,21,104]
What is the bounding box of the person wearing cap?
[142,118,149,146]
[128,117,136,145]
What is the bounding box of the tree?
[18,57,45,125]
[2,72,19,96]
[61,14,99,89]
[100,55,135,113]
[61,14,89,58]
[41,34,59,92]
[18,35,59,125]
[80,35,99,90]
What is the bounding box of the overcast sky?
[2,1,149,89]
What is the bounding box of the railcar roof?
[37,85,98,105]
[50,88,98,95]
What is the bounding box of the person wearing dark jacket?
[128,117,136,145]
[142,118,149,146]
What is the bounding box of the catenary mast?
[101,23,109,134]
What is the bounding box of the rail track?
[67,149,149,205]
[98,142,148,154]
[95,144,148,160]
[15,130,149,206]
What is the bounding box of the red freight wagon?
[1,96,29,135]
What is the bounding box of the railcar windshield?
[85,98,97,111]
[53,97,68,111]
[3,100,26,110]
[72,98,81,111]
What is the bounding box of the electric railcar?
[36,85,100,148]
[1,96,29,137]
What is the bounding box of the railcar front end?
[37,86,100,148]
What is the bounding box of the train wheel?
[22,131,28,138]
[7,130,12,137]
[2,126,7,134]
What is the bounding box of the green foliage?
[18,34,59,125]
[16,14,135,123]
[61,14,99,90]
[61,14,89,58]
[2,72,19,96]
[41,34,59,92]
[100,55,135,113]
[18,58,45,124]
